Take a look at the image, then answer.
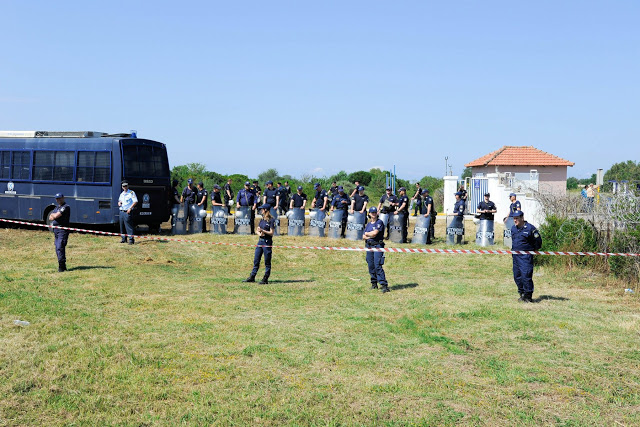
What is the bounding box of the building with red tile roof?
[465,146,574,194]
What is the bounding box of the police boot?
[243,275,256,283]
[120,237,127,243]
[259,275,269,285]
[128,239,135,245]
[518,293,524,302]
[380,285,390,293]
[371,282,378,289]
[58,261,66,272]
[523,293,534,303]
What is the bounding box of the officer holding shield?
[350,186,369,214]
[477,193,497,220]
[224,178,233,214]
[263,181,279,210]
[237,181,257,234]
[49,193,71,272]
[312,183,328,211]
[181,178,197,229]
[396,187,410,243]
[290,186,307,210]
[330,186,350,238]
[420,189,435,244]
[378,186,398,239]
[196,181,208,232]
[363,206,390,293]
[211,184,223,207]
[510,211,542,303]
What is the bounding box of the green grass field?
[1,224,639,426]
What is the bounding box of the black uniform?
[224,183,233,214]
[511,219,543,301]
[51,202,71,271]
[331,192,350,237]
[352,193,369,212]
[196,188,208,231]
[379,193,398,238]
[365,219,389,291]
[314,189,328,210]
[291,192,307,208]
[182,185,197,224]
[264,188,278,207]
[420,195,435,243]
[397,195,409,243]
[477,200,496,221]
[251,217,275,282]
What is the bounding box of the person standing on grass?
[243,204,275,285]
[510,210,542,303]
[411,182,422,216]
[224,178,234,215]
[363,206,390,293]
[290,186,307,210]
[330,186,350,238]
[350,186,369,215]
[49,193,70,272]
[118,181,138,245]
[196,181,208,232]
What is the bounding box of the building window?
[77,151,110,183]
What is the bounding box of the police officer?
[170,179,181,228]
[224,178,233,215]
[509,193,521,214]
[420,189,435,244]
[251,180,262,199]
[477,193,497,220]
[510,211,542,303]
[49,193,70,272]
[312,183,328,211]
[378,186,398,239]
[363,206,390,293]
[211,184,224,208]
[118,181,138,244]
[329,181,339,198]
[181,178,197,230]
[276,182,288,215]
[243,203,275,285]
[350,186,369,214]
[237,181,257,234]
[263,181,279,211]
[330,186,350,238]
[396,187,410,243]
[350,181,361,198]
[411,182,422,217]
[454,191,465,217]
[290,185,307,210]
[196,181,208,232]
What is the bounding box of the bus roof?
[0,131,134,138]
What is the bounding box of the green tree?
[419,176,444,192]
[347,171,372,186]
[171,163,208,188]
[461,167,472,179]
[258,168,280,184]
[566,177,579,190]
[603,161,640,191]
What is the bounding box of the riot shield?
[170,205,180,234]
[308,209,327,237]
[345,211,366,241]
[475,219,495,246]
[189,205,206,234]
[328,210,345,239]
[234,206,252,235]
[210,206,228,234]
[269,208,280,236]
[446,215,465,245]
[287,208,305,236]
[378,212,390,228]
[388,213,405,243]
[503,217,514,248]
[412,215,431,245]
[173,204,188,235]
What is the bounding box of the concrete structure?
[465,146,574,195]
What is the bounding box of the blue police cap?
[421,189,429,194]
[399,187,406,192]
[187,178,193,184]
[297,185,303,190]
[510,210,523,217]
[337,186,344,191]
[244,181,250,186]
[266,180,273,185]
[314,182,320,188]
[358,186,365,191]
[386,186,392,190]
[54,193,64,199]
[455,192,462,196]
[368,206,378,213]
[509,192,516,197]
[213,184,221,189]
[258,203,271,210]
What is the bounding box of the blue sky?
[1,1,638,181]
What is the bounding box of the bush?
[608,225,640,283]
[536,215,598,268]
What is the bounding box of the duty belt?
[366,240,383,247]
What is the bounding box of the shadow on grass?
[390,283,419,291]
[268,279,315,284]
[68,266,115,271]
[535,294,570,302]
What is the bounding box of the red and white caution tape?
[1,218,638,257]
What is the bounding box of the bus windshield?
[122,143,169,178]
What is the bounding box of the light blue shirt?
[119,189,138,211]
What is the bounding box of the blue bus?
[0,131,171,231]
